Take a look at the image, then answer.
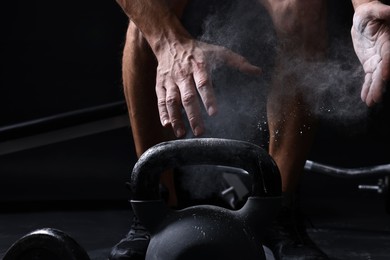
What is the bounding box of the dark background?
[0,1,134,205]
[0,1,390,259]
[0,0,389,205]
[1,1,127,125]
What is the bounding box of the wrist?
[146,12,192,58]
[352,0,378,9]
[116,0,191,58]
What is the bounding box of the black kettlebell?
[130,138,282,260]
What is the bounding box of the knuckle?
[194,60,206,69]
[196,78,209,88]
[155,77,168,89]
[155,83,165,91]
[166,96,179,107]
[157,98,166,107]
[182,93,196,106]
[170,118,181,126]
[174,67,190,80]
[187,115,198,124]
[157,67,169,78]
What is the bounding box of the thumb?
[382,44,390,81]
[220,47,262,75]
[370,2,390,21]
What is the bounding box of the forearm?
[116,0,190,56]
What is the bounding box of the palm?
[351,2,390,106]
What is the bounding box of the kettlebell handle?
[130,138,281,200]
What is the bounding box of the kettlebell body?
[133,196,280,260]
[130,138,282,260]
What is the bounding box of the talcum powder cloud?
[193,1,368,141]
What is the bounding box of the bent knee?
[266,0,328,57]
[265,2,326,36]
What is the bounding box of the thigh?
[261,0,328,58]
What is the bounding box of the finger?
[381,42,390,82]
[372,2,390,21]
[156,83,170,127]
[192,61,218,116]
[361,73,371,104]
[361,56,380,104]
[176,77,204,136]
[219,47,262,75]
[368,65,385,105]
[165,83,186,138]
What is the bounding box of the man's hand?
[154,37,262,138]
[351,1,390,106]
[115,0,261,137]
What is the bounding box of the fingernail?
[194,126,204,136]
[175,128,185,137]
[208,106,217,116]
[163,119,169,126]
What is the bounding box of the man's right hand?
[154,37,262,138]
[116,0,261,137]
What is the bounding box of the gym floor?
[0,169,389,260]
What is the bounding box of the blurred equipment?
[3,228,90,260]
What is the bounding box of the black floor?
[301,173,390,260]
[1,172,390,260]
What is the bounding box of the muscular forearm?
[352,0,377,9]
[116,0,190,57]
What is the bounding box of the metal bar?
[0,101,127,141]
[0,115,129,156]
[305,160,390,178]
